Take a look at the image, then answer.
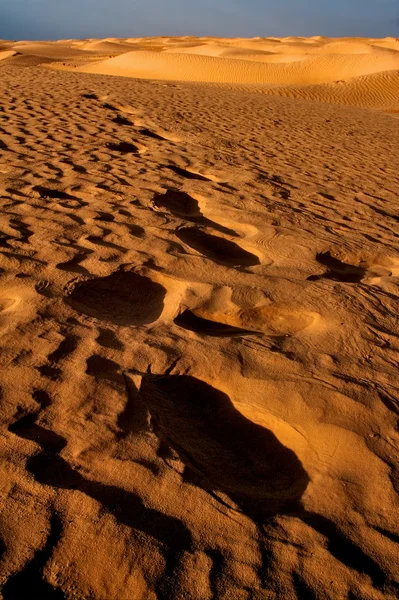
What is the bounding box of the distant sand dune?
[0,50,16,61]
[77,49,399,86]
[80,40,139,54]
[11,41,97,59]
[259,69,399,110]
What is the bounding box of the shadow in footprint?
[48,335,79,363]
[2,514,65,600]
[112,115,133,126]
[103,103,119,112]
[165,166,212,181]
[65,270,166,326]
[56,253,91,276]
[139,129,165,141]
[96,327,124,350]
[175,227,259,268]
[105,141,140,154]
[308,252,366,283]
[9,415,67,453]
[136,373,309,521]
[86,354,122,383]
[152,190,237,236]
[33,186,81,202]
[174,309,260,337]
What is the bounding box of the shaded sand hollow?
[0,35,398,599]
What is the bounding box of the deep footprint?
[166,166,212,181]
[308,252,367,283]
[139,129,166,140]
[33,186,80,201]
[152,190,237,236]
[175,227,259,267]
[65,270,166,326]
[137,374,309,520]
[105,141,140,154]
[152,190,202,218]
[174,309,259,337]
[112,115,133,126]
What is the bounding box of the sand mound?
[373,38,399,51]
[11,42,96,59]
[261,69,399,110]
[81,40,137,54]
[78,49,399,85]
[0,50,16,62]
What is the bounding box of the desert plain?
[0,35,398,599]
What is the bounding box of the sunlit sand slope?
[260,69,399,110]
[78,49,399,86]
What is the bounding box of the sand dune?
[260,68,399,110]
[80,40,139,54]
[10,41,98,59]
[48,35,399,111]
[77,49,399,86]
[0,34,398,600]
[0,50,16,61]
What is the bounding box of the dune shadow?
[137,373,309,521]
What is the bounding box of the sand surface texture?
[0,36,398,599]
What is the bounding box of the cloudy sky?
[1,0,398,40]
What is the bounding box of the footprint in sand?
[65,270,166,326]
[174,309,260,337]
[135,372,309,520]
[165,165,215,182]
[308,251,399,284]
[112,115,133,126]
[0,297,19,313]
[33,186,88,209]
[237,305,318,336]
[151,190,237,236]
[138,128,167,141]
[105,141,146,154]
[111,115,175,142]
[184,304,319,337]
[175,226,260,268]
[308,251,367,283]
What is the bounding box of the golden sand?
[0,36,398,599]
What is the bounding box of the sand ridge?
[20,34,397,110]
[75,49,399,87]
[0,35,398,599]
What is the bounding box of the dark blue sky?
[1,0,398,41]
